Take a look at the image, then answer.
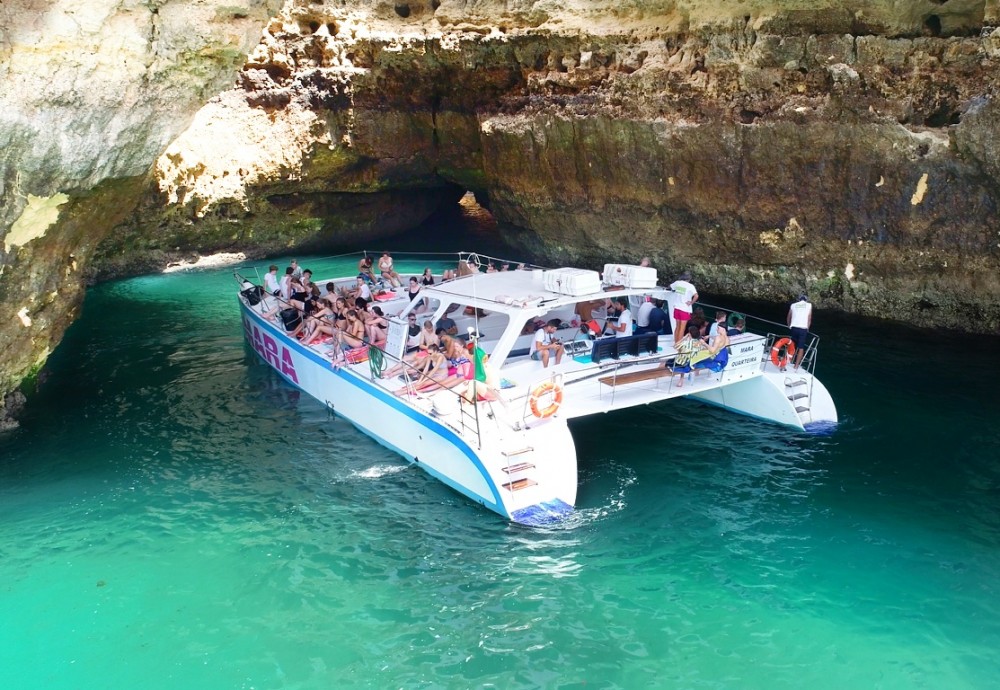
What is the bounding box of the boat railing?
[233,250,548,282]
[365,342,488,449]
[235,268,487,448]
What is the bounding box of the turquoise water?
[2,255,1000,689]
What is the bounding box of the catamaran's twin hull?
[240,305,578,523]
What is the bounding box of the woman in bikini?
[397,344,449,395]
[365,305,389,347]
[421,268,435,286]
[382,320,438,379]
[300,298,342,346]
[337,309,366,350]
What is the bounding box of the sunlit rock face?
[111,0,1000,333]
[3,0,1000,421]
[0,0,281,424]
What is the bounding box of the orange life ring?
[770,337,796,368]
[529,381,564,418]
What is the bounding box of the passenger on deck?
[607,298,633,338]
[436,309,459,337]
[407,277,430,312]
[530,319,564,368]
[365,305,388,347]
[786,294,812,371]
[299,268,314,293]
[377,252,401,287]
[337,309,366,350]
[575,298,606,323]
[303,284,322,315]
[708,311,727,344]
[301,298,338,345]
[279,266,294,301]
[727,318,745,337]
[457,259,476,277]
[648,298,669,335]
[670,323,708,388]
[383,319,439,379]
[358,256,376,284]
[635,295,655,334]
[350,276,372,303]
[669,271,699,346]
[639,257,652,267]
[421,335,473,390]
[397,344,449,394]
[264,265,280,296]
[421,268,435,286]
[289,259,303,279]
[405,312,422,349]
[694,323,730,374]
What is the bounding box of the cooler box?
[603,264,658,289]
[543,268,602,296]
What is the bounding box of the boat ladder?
[501,447,537,492]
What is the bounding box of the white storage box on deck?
[543,268,602,296]
[603,263,658,289]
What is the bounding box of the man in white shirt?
[530,319,564,368]
[635,296,654,333]
[786,294,813,371]
[608,298,632,338]
[278,267,293,301]
[669,271,698,346]
[263,265,280,296]
[352,277,372,302]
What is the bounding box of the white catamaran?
[235,252,837,525]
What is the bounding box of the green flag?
[473,346,488,383]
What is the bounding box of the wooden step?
[787,392,808,401]
[502,462,536,474]
[502,478,538,492]
[598,367,672,387]
[502,447,534,457]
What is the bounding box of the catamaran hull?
[239,303,580,523]
[239,305,514,516]
[690,373,838,433]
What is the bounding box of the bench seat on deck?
[598,367,673,387]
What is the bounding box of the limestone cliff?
[3,0,1000,426]
[0,0,281,427]
[105,0,1000,330]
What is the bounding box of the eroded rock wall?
[113,0,1000,329]
[3,0,1000,424]
[0,0,281,426]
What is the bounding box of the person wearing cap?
[786,294,813,371]
[669,271,699,346]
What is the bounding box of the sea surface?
[3,234,1000,688]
